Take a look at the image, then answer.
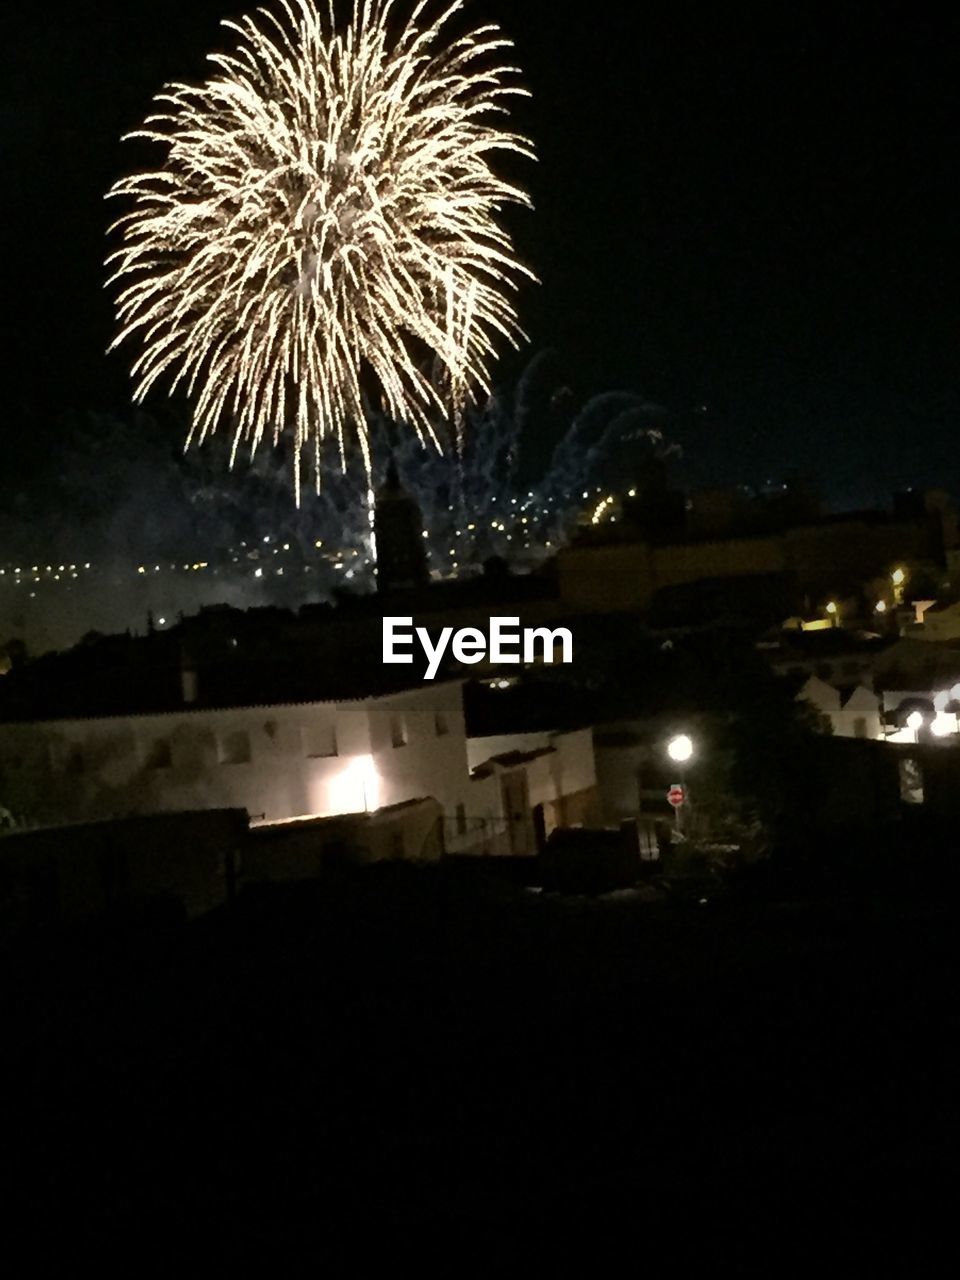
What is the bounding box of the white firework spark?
[106,0,535,502]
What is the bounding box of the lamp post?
[666,733,694,837]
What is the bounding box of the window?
[302,723,338,758]
[145,738,172,769]
[390,715,408,748]
[455,803,467,835]
[434,710,449,737]
[219,729,251,765]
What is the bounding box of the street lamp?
[666,734,695,837]
[825,600,838,627]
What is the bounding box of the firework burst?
[106,0,535,501]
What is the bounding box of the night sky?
[4,1,960,506]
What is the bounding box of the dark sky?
[4,0,960,506]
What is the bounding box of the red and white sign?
[667,785,686,808]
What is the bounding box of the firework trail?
[297,355,675,581]
[107,0,536,501]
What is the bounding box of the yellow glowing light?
[339,754,380,813]
[106,0,536,503]
[875,600,887,613]
[906,711,924,731]
[892,568,906,586]
[825,601,837,615]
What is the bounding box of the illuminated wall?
[557,537,784,613]
[0,682,473,831]
[652,536,786,590]
[557,514,941,618]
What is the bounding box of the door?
[500,770,533,855]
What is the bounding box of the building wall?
[242,798,444,883]
[834,688,883,741]
[651,536,786,590]
[557,544,655,612]
[467,730,596,818]
[365,682,470,817]
[557,513,943,618]
[0,683,472,831]
[916,603,960,642]
[558,536,785,614]
[457,728,598,854]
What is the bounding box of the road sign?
[667,784,685,808]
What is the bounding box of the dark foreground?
[1,858,956,1260]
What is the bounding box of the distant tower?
[374,462,429,593]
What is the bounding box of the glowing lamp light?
[875,600,887,614]
[667,734,694,764]
[345,754,380,813]
[931,715,953,738]
[825,601,837,615]
[892,568,906,586]
[906,711,924,732]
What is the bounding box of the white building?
[0,680,463,825]
[796,676,883,740]
[465,728,598,853]
[0,679,598,857]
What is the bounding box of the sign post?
[667,783,686,836]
